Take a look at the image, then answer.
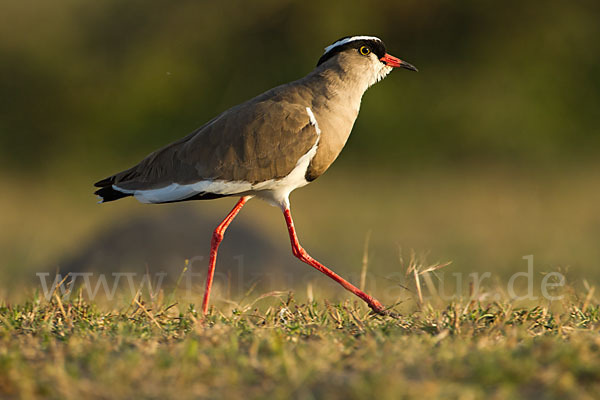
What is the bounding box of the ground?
[0,290,599,400]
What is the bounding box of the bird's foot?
[368,300,400,318]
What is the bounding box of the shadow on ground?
[45,207,307,296]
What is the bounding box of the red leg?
[202,196,251,314]
[282,206,387,314]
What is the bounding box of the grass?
[1,288,599,400]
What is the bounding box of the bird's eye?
[359,46,371,56]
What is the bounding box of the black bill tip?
[400,61,418,72]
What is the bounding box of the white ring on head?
[323,36,382,54]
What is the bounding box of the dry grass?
[0,283,599,399]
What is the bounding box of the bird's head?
[317,36,417,88]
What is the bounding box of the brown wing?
[96,84,319,192]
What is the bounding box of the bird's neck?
[304,63,370,115]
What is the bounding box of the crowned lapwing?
[95,35,417,315]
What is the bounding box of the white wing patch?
[305,106,321,135]
[114,107,322,208]
[324,36,382,54]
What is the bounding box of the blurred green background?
[1,0,599,302]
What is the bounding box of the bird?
[94,35,417,315]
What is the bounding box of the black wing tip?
[94,176,114,188]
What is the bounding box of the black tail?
[94,175,132,203]
[94,185,132,203]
